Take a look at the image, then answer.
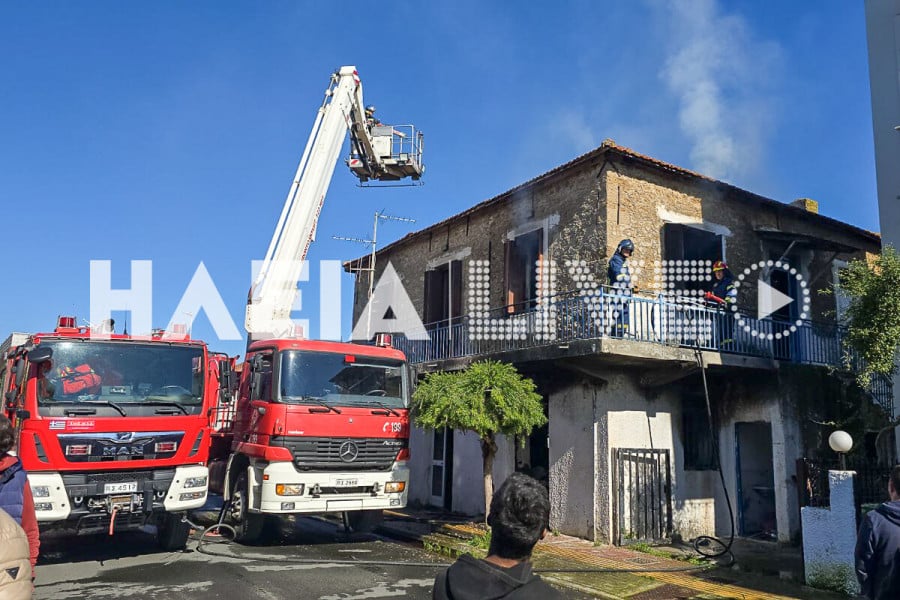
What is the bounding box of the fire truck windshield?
[279,350,407,409]
[36,341,204,417]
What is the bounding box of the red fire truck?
[1,318,214,549]
[207,67,424,542]
[211,337,411,541]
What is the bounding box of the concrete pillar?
[800,470,860,595]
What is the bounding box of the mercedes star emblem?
[338,441,359,462]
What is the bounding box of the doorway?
[735,422,777,539]
[516,400,549,485]
[429,428,453,510]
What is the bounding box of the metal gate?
[613,448,673,545]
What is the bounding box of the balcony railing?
[392,289,893,414]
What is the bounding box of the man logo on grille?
[339,441,359,462]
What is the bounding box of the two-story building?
[345,140,892,546]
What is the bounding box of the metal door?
[613,448,673,545]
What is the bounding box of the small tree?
[837,245,900,388]
[413,360,546,519]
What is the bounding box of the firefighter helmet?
[712,260,727,272]
[365,105,376,116]
[617,239,635,254]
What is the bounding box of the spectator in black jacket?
[433,473,562,599]
[855,464,900,599]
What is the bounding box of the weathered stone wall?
[602,161,876,322]
[350,158,608,331]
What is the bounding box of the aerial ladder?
[209,67,423,542]
[245,65,424,341]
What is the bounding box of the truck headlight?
[384,482,405,494]
[32,485,51,498]
[275,484,304,496]
[183,476,207,489]
[179,492,205,502]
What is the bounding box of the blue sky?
[0,1,878,359]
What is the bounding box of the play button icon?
[757,280,794,320]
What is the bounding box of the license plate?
[335,479,357,487]
[104,482,138,494]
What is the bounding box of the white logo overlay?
[86,256,808,344]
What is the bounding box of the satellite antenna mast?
[333,209,415,338]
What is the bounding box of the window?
[682,394,716,470]
[423,260,462,327]
[663,223,723,292]
[505,229,543,313]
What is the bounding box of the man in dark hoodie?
[433,472,562,599]
[855,464,900,599]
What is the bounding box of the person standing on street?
[0,415,40,578]
[433,473,562,599]
[0,507,32,599]
[855,464,900,599]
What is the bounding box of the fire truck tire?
[230,473,264,544]
[157,512,191,550]
[345,509,383,533]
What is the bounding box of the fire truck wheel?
[230,473,264,544]
[157,512,191,551]
[345,509,383,533]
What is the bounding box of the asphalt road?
[34,516,590,599]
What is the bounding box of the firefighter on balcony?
[607,239,635,337]
[704,260,738,346]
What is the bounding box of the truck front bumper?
[28,465,209,524]
[250,462,409,514]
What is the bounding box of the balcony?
[393,289,893,413]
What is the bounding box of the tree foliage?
[413,360,546,441]
[412,360,546,518]
[838,245,900,387]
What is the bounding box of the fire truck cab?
[1,318,214,550]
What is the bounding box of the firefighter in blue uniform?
[704,260,738,345]
[607,239,634,336]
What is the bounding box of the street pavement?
[34,515,591,599]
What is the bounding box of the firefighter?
[705,260,737,307]
[37,361,55,400]
[607,239,634,336]
[365,105,381,129]
[704,260,738,346]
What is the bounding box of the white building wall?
[450,430,514,516]
[407,425,432,507]
[548,380,598,539]
[865,0,900,456]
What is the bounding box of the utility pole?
[333,210,415,339]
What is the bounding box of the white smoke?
[661,0,782,181]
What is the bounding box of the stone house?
[344,140,891,546]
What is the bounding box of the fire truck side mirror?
[218,362,233,403]
[4,390,15,409]
[27,346,53,365]
[13,359,25,387]
[15,409,30,420]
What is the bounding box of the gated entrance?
[613,448,673,545]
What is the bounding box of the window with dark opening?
[683,394,716,471]
[663,223,723,292]
[505,229,543,314]
[423,260,462,328]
